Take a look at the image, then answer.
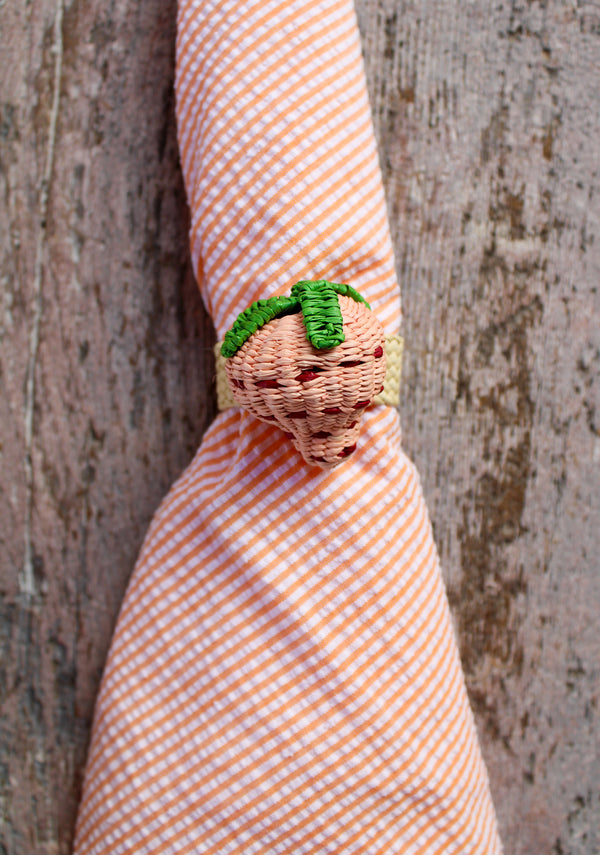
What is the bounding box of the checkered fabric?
[73,1,503,852]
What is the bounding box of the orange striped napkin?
[73,1,503,852]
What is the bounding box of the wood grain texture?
[0,1,215,852]
[356,1,600,852]
[0,0,598,853]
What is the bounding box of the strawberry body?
[225,295,386,468]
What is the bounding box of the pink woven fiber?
[225,295,387,467]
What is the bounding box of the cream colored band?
[215,335,404,411]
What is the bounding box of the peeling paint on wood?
[357,1,600,852]
[0,1,214,852]
[1,0,599,853]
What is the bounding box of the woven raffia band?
[216,280,404,468]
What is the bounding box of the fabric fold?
[73,1,503,852]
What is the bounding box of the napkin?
[73,1,503,852]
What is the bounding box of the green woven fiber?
[221,295,299,357]
[221,280,371,357]
[291,280,370,349]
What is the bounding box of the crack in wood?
[22,0,64,599]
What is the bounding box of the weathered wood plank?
[1,0,599,853]
[0,1,214,852]
[356,1,600,852]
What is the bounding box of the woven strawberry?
[222,280,386,468]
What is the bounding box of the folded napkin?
[73,1,503,852]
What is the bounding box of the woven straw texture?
[73,0,503,853]
[215,333,404,412]
[225,295,386,467]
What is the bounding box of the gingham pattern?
[73,1,503,852]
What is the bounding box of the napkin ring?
[217,280,403,469]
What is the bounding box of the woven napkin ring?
[216,280,403,468]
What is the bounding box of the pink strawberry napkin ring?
[216,280,403,468]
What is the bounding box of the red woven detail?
[323,407,342,415]
[256,379,279,388]
[353,400,370,409]
[288,411,308,419]
[295,370,320,382]
[374,346,384,358]
[338,444,357,457]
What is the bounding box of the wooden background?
[1,0,598,852]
